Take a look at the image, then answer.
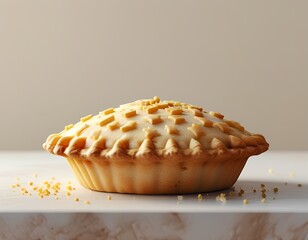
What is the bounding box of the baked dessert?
[43,97,269,194]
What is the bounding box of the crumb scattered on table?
[177,196,183,201]
[216,193,226,203]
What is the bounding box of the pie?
[43,96,269,194]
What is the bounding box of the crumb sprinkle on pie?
[44,96,268,159]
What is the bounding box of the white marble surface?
[0,151,307,239]
[0,151,307,213]
[0,213,307,240]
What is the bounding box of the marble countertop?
[0,151,307,213]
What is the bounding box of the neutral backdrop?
[0,0,307,150]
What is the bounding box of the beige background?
[0,0,307,150]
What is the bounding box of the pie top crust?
[43,97,269,161]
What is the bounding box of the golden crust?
[65,151,258,194]
[43,96,269,194]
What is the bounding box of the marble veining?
[0,213,307,239]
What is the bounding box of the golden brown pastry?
[43,97,269,194]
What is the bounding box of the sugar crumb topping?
[44,96,269,159]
